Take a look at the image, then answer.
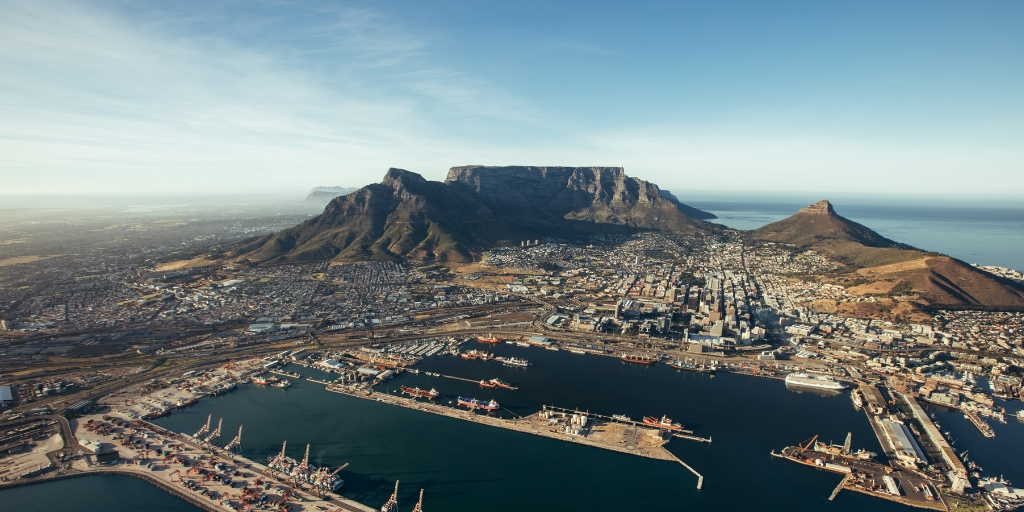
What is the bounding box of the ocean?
[6,345,1022,511]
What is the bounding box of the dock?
[323,385,706,489]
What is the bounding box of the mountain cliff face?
[233,166,716,264]
[444,166,715,230]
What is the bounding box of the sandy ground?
[0,255,59,266]
[155,257,217,271]
[0,433,63,480]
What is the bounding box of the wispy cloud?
[0,0,543,194]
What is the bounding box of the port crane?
[194,414,212,439]
[380,480,399,512]
[798,435,818,453]
[412,488,424,512]
[225,425,243,452]
[205,417,223,446]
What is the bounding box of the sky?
[1,0,1022,197]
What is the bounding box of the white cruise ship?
[785,372,848,390]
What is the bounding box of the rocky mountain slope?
[752,200,1024,310]
[232,167,717,265]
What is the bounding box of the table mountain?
[232,166,716,264]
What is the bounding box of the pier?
[323,384,706,489]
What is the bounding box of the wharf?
[323,384,706,488]
[772,446,946,511]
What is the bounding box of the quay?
[323,384,706,489]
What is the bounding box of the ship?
[502,357,530,367]
[611,414,632,422]
[488,378,517,389]
[457,396,500,411]
[460,349,493,361]
[400,385,439,399]
[669,359,715,373]
[850,389,864,409]
[620,354,658,365]
[272,379,291,388]
[479,379,497,388]
[175,398,199,409]
[476,334,502,344]
[252,374,280,386]
[642,415,683,430]
[1017,410,1024,422]
[784,373,847,390]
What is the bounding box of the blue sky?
[1,0,1021,196]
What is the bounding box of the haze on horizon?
[1,0,1022,197]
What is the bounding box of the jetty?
[323,384,706,489]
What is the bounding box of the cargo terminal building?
[879,418,927,468]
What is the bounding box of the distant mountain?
[232,166,717,264]
[753,200,900,249]
[753,200,1024,310]
[304,186,358,203]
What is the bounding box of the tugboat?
[620,354,658,365]
[642,415,683,430]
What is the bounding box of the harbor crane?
[225,425,243,452]
[205,418,223,446]
[798,435,818,453]
[380,480,399,512]
[412,488,424,512]
[194,414,212,438]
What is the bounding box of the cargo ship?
[400,385,439,399]
[642,415,683,430]
[458,396,500,411]
[784,373,847,390]
[501,357,530,367]
[620,354,658,365]
[669,359,716,373]
[476,334,502,344]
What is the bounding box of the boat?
[460,349,493,361]
[1017,410,1024,422]
[400,385,439,399]
[611,414,632,422]
[642,415,683,430]
[175,398,198,409]
[669,359,715,373]
[488,378,516,389]
[479,379,497,388]
[272,379,291,388]
[476,334,502,344]
[252,375,279,386]
[851,389,864,409]
[458,396,500,411]
[784,373,847,390]
[620,354,658,365]
[502,357,530,367]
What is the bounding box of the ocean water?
[9,344,1023,511]
[682,198,1024,272]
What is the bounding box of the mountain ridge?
[231,166,718,265]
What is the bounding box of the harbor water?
[5,344,1022,510]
